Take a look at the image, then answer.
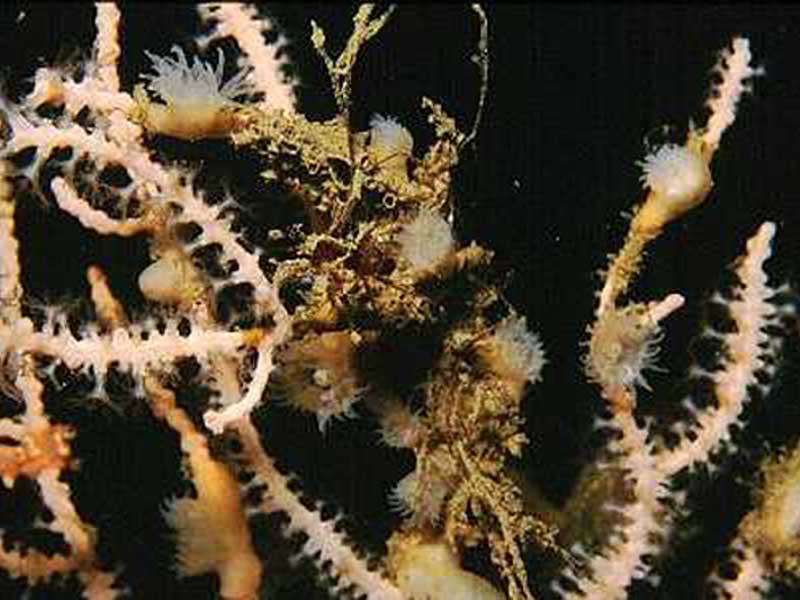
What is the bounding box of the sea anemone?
[387,532,505,600]
[476,313,547,395]
[586,304,663,392]
[137,249,206,307]
[395,208,455,272]
[134,45,253,140]
[368,113,414,182]
[638,143,709,201]
[633,142,712,233]
[274,331,363,432]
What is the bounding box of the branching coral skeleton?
[0,4,797,600]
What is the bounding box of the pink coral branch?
[234,419,405,600]
[196,3,297,113]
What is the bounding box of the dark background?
[0,4,798,599]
